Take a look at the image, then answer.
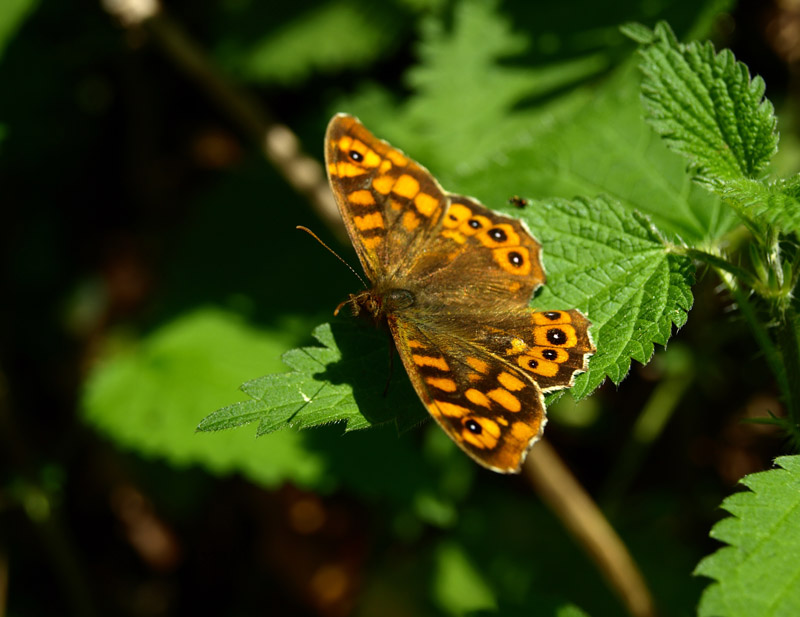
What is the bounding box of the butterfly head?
[334,287,415,322]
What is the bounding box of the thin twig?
[524,441,657,617]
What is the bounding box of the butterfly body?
[325,114,593,473]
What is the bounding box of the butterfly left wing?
[388,308,593,473]
[325,114,449,284]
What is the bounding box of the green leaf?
[722,175,800,238]
[633,21,778,187]
[0,0,38,61]
[220,1,404,85]
[198,320,428,436]
[81,309,326,487]
[344,0,612,176]
[695,455,800,617]
[523,196,695,397]
[400,0,610,173]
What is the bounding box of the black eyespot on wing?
[349,150,364,162]
[465,419,482,434]
[508,251,524,267]
[546,328,567,345]
[527,358,539,369]
[543,311,561,320]
[489,227,507,242]
[542,349,557,360]
[468,219,481,229]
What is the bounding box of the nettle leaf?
[722,176,800,238]
[523,196,695,397]
[342,7,738,246]
[346,0,610,176]
[631,21,778,188]
[695,455,800,617]
[198,321,427,437]
[82,309,327,487]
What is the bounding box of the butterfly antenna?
[296,226,368,289]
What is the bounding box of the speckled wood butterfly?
[325,114,594,473]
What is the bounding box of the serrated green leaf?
[634,21,778,187]
[198,321,428,437]
[345,0,611,176]
[81,308,326,487]
[524,196,695,397]
[695,455,800,617]
[722,176,800,238]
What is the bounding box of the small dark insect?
[508,195,527,208]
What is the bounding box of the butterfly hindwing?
[388,317,546,473]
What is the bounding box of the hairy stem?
[776,305,800,429]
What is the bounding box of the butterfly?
[324,114,594,473]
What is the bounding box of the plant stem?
[776,306,800,428]
[525,441,656,617]
[728,286,789,406]
[679,247,760,289]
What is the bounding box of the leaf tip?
[620,22,655,45]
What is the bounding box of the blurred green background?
[0,0,795,616]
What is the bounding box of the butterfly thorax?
[338,286,415,322]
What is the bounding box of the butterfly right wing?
[387,308,592,473]
[388,316,544,473]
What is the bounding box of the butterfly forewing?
[325,114,449,284]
